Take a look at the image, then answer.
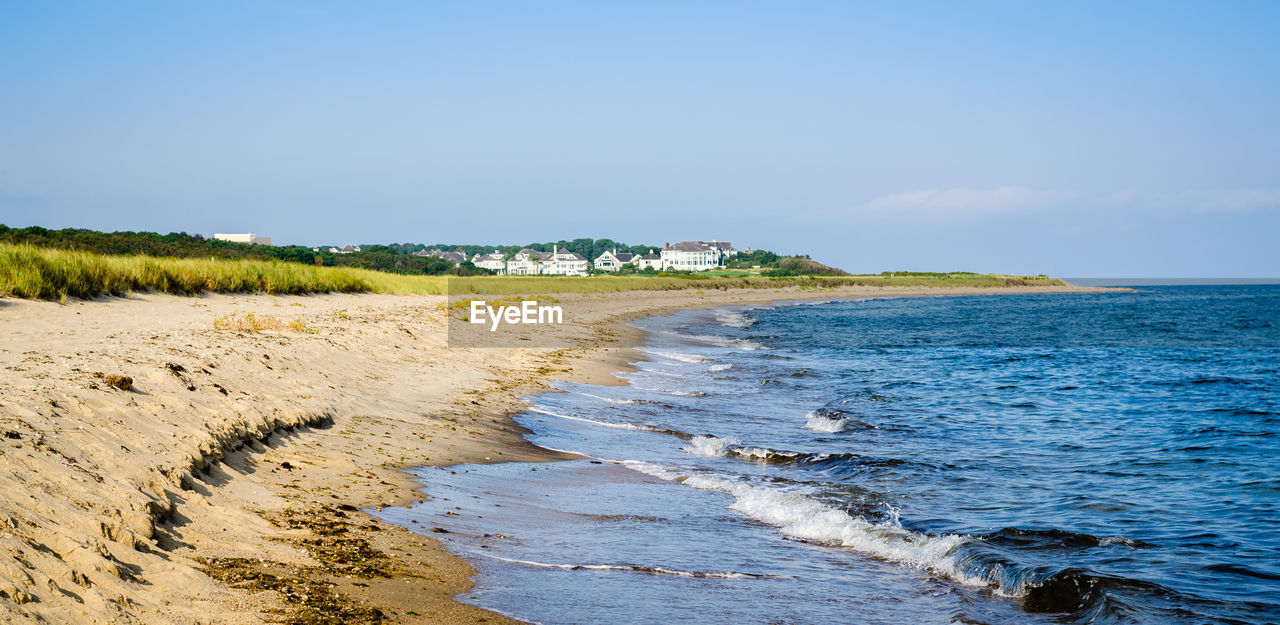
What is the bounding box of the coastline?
[0,284,1113,624]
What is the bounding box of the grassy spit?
[0,243,1066,301]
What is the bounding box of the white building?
[214,232,272,246]
[506,249,544,275]
[542,246,589,276]
[471,251,507,274]
[592,249,635,272]
[636,250,662,270]
[660,241,730,271]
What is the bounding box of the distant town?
[215,233,746,276]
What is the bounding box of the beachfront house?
[636,250,662,270]
[592,249,635,272]
[214,232,272,246]
[660,241,731,271]
[506,249,544,275]
[471,251,508,274]
[543,246,589,276]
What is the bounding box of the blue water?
[381,286,1280,624]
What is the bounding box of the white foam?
[622,462,990,590]
[662,331,766,351]
[641,350,707,364]
[708,363,733,372]
[682,435,738,457]
[805,411,851,433]
[475,553,774,579]
[573,391,640,405]
[526,407,647,431]
[671,390,707,397]
[715,310,757,328]
[730,446,799,461]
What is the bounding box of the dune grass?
[0,243,1066,301]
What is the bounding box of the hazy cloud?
[857,186,1063,218]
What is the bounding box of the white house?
[592,249,635,272]
[660,241,727,271]
[506,249,544,275]
[214,233,272,246]
[328,244,360,254]
[636,250,662,270]
[471,251,507,274]
[542,246,589,276]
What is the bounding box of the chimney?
[664,242,670,250]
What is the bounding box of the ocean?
[379,285,1280,624]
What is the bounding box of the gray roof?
[670,241,712,252]
[703,241,733,250]
[641,252,660,260]
[427,249,466,264]
[615,252,635,262]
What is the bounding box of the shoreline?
[0,284,1114,624]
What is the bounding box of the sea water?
[379,286,1280,624]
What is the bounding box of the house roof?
[640,253,660,260]
[703,241,733,250]
[427,249,466,264]
[670,241,712,252]
[615,252,635,262]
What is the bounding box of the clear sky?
[2,1,1277,277]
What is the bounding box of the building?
[660,241,728,271]
[214,233,272,246]
[636,250,662,270]
[420,249,466,265]
[471,251,508,274]
[592,249,635,272]
[506,249,544,275]
[542,246,589,276]
[327,244,361,254]
[704,240,737,258]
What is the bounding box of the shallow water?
[381,286,1280,624]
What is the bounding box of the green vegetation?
[0,242,1065,301]
[0,243,448,299]
[0,224,482,276]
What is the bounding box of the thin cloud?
[857,186,1063,218]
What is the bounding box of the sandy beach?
[0,284,1108,624]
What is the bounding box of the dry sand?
[0,284,1109,624]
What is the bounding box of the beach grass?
[0,243,1066,301]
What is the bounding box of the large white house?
[471,251,507,274]
[660,241,733,271]
[505,249,543,275]
[592,249,636,272]
[543,246,589,276]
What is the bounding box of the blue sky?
[2,1,1277,276]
